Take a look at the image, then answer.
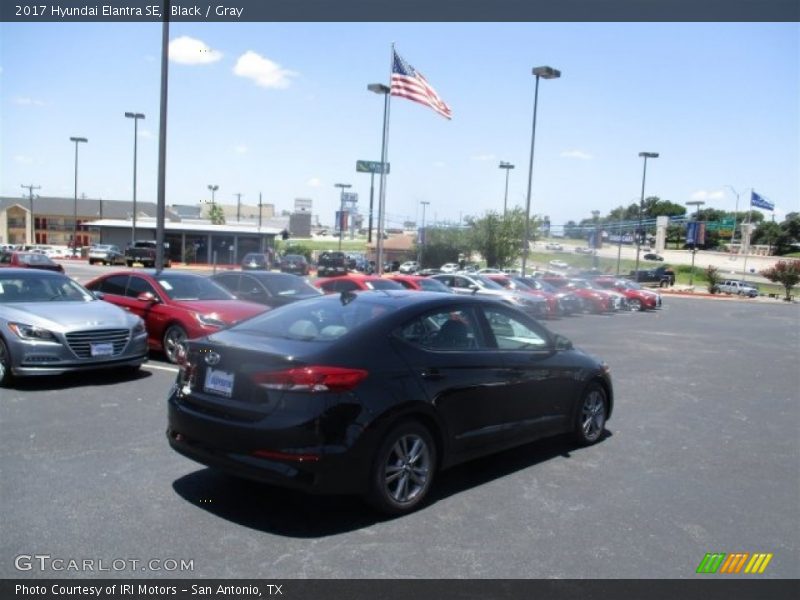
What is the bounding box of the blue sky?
[2,22,798,230]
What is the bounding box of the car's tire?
[126,260,134,268]
[366,420,437,515]
[0,337,12,387]
[162,325,187,364]
[574,382,608,446]
[628,298,643,311]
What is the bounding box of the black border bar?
[2,0,799,22]
[2,579,800,600]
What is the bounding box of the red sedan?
[314,274,405,294]
[0,251,64,273]
[593,276,662,311]
[385,274,454,293]
[84,270,268,363]
[542,276,616,313]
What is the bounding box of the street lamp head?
[208,184,219,192]
[367,83,390,95]
[532,66,561,79]
[70,137,88,143]
[125,112,145,120]
[639,152,659,159]
[499,161,515,170]
[335,183,352,189]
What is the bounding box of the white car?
[545,242,564,251]
[440,263,460,273]
[549,259,569,269]
[399,261,419,274]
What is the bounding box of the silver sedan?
[0,268,148,385]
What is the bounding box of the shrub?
[705,265,722,294]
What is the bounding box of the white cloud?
[234,51,296,89]
[138,129,154,139]
[13,155,33,164]
[234,145,248,155]
[307,178,321,187]
[433,161,446,168]
[690,189,725,201]
[14,97,45,106]
[169,36,222,65]
[560,150,593,160]
[470,154,495,162]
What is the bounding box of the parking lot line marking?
[144,363,179,374]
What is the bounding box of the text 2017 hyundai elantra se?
[167,291,612,515]
[0,269,148,386]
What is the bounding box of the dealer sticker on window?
[204,368,234,398]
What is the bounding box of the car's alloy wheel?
[163,325,187,364]
[368,421,436,515]
[629,298,643,311]
[0,337,12,386]
[575,383,607,445]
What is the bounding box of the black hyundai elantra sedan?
[167,291,612,515]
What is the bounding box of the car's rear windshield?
[230,294,392,342]
[259,274,320,297]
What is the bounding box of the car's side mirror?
[553,334,573,351]
[92,291,105,300]
[137,291,159,304]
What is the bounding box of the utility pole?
[234,193,243,222]
[21,184,41,244]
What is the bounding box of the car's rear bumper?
[166,388,370,494]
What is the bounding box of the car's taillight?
[252,366,368,393]
[175,346,196,390]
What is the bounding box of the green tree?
[207,204,225,225]
[465,208,529,268]
[417,226,471,269]
[761,260,800,301]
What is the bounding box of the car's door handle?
[420,368,443,380]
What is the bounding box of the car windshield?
[258,274,320,297]
[472,275,504,290]
[156,275,235,301]
[17,253,57,266]
[0,273,93,303]
[417,278,453,293]
[230,294,392,342]
[244,254,267,264]
[364,279,405,291]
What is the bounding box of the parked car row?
[2,264,615,517]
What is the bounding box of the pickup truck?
[715,280,758,297]
[628,265,675,286]
[125,240,171,268]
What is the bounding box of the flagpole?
[742,190,753,283]
[376,42,394,276]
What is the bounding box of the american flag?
[391,50,452,120]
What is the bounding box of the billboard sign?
[356,160,390,174]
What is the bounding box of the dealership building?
[0,196,285,264]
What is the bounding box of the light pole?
[633,151,659,281]
[725,185,741,258]
[499,161,514,218]
[418,200,430,265]
[69,136,88,255]
[591,210,601,269]
[335,183,352,251]
[521,66,560,277]
[207,184,218,206]
[124,112,145,244]
[686,200,705,286]
[368,83,391,274]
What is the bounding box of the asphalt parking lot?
[1,292,798,579]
